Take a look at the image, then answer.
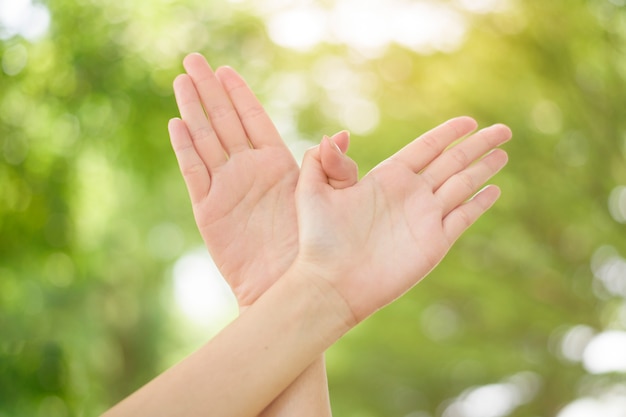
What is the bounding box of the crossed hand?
[169,53,511,321]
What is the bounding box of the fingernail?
[326,136,341,153]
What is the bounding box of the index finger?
[216,66,285,150]
[390,116,478,173]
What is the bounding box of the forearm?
[258,356,331,417]
[102,267,352,417]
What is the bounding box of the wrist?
[282,259,358,332]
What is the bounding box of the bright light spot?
[392,2,467,54]
[443,372,541,417]
[267,6,327,51]
[444,384,519,417]
[608,185,626,224]
[1,43,28,76]
[591,246,626,298]
[560,325,595,362]
[330,0,395,55]
[147,223,185,261]
[339,97,380,135]
[275,73,313,107]
[421,303,460,342]
[455,0,509,14]
[0,0,50,41]
[582,330,626,374]
[311,57,381,134]
[555,131,589,168]
[260,0,471,56]
[331,0,467,55]
[44,252,75,288]
[312,56,356,92]
[172,248,238,329]
[531,100,563,134]
[289,138,318,167]
[557,386,626,417]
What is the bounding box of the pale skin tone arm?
[102,116,511,417]
[168,53,351,416]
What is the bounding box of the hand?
[294,117,511,322]
[168,53,351,309]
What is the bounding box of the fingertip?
[215,65,235,76]
[330,130,350,153]
[454,115,478,130]
[494,123,513,140]
[168,116,183,126]
[173,73,188,88]
[324,134,341,153]
[444,116,479,139]
[476,184,501,207]
[183,52,213,75]
[167,117,187,137]
[498,148,509,164]
[215,66,249,93]
[183,52,206,65]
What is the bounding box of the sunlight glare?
[260,0,470,56]
[608,185,626,224]
[582,330,626,374]
[455,0,509,14]
[591,246,626,298]
[172,248,238,329]
[560,324,595,362]
[267,6,327,51]
[557,386,626,417]
[0,0,50,40]
[442,372,540,417]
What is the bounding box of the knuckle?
[457,208,473,228]
[240,104,265,121]
[192,126,215,142]
[420,133,440,154]
[208,104,234,121]
[458,172,475,192]
[450,148,469,167]
[181,161,205,177]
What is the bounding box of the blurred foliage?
[1,0,626,416]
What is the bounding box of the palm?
[297,118,511,321]
[347,164,449,279]
[169,54,299,308]
[193,147,299,307]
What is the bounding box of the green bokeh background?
[1,0,625,416]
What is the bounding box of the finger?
[435,149,508,215]
[442,185,501,243]
[173,74,227,167]
[183,53,250,154]
[320,132,358,189]
[331,130,350,154]
[215,66,285,150]
[390,116,478,173]
[298,145,328,193]
[421,123,512,191]
[168,118,211,204]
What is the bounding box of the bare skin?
[169,53,353,416]
[103,114,510,417]
[104,53,511,416]
[296,117,510,322]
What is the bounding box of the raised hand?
[169,54,294,308]
[294,117,511,322]
[169,54,351,310]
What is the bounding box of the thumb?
[320,131,358,189]
[298,140,327,192]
